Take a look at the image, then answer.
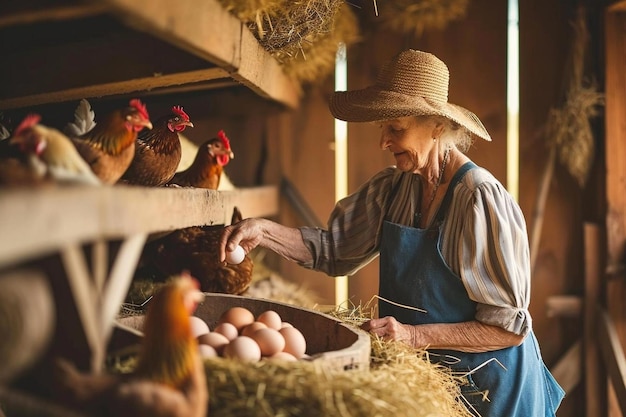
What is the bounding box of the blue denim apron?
[379,162,564,416]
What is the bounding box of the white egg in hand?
[226,245,245,264]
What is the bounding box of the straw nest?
[203,306,472,417]
[204,337,471,417]
[216,0,360,85]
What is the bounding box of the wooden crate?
[115,293,371,372]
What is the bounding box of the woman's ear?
[432,121,445,139]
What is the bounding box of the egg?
[223,336,261,362]
[280,326,307,358]
[225,245,245,264]
[251,328,285,356]
[189,316,210,338]
[213,322,239,341]
[241,321,268,337]
[198,344,218,359]
[218,306,255,332]
[269,351,298,362]
[197,332,229,354]
[256,310,282,330]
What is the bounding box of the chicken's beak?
[228,150,235,159]
[143,120,154,130]
[183,121,194,128]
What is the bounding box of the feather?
[64,99,96,137]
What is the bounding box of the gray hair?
[432,116,474,153]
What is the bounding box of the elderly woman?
[219,49,564,416]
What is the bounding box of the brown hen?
[69,98,153,184]
[146,207,253,295]
[168,129,234,189]
[120,105,192,186]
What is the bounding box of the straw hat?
[329,49,492,141]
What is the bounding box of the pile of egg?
[189,306,307,362]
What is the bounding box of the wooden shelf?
[0,185,278,268]
[0,0,301,110]
[0,185,279,372]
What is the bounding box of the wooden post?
[584,223,605,416]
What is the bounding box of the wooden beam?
[550,340,581,394]
[0,4,107,28]
[597,307,626,413]
[0,68,228,110]
[101,0,299,108]
[584,223,605,416]
[0,185,279,268]
[609,1,626,12]
[546,295,582,318]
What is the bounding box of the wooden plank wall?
[605,3,626,415]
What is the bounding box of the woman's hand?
[360,316,419,345]
[219,218,264,262]
[219,218,314,265]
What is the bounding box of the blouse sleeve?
[444,169,532,336]
[299,167,399,276]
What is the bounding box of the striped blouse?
[299,163,532,336]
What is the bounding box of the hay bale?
[217,0,360,85]
[375,0,470,36]
[204,333,471,417]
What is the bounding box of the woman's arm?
[219,218,313,264]
[361,316,524,353]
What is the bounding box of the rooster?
[5,114,100,185]
[48,273,208,417]
[119,106,192,186]
[144,207,253,295]
[168,130,234,189]
[69,98,153,184]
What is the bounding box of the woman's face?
[377,116,439,173]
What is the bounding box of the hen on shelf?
[168,130,234,189]
[46,273,208,417]
[1,114,100,186]
[67,98,153,184]
[119,106,192,187]
[144,207,253,295]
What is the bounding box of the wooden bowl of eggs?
[114,293,370,372]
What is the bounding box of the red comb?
[129,99,150,120]
[14,114,41,137]
[171,105,190,121]
[217,130,231,150]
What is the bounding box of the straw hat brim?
[329,88,492,141]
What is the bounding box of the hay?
[216,0,360,85]
[204,332,472,417]
[375,0,470,37]
[544,5,604,187]
[279,4,360,85]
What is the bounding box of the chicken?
[145,207,253,295]
[168,130,234,189]
[47,273,208,417]
[119,105,192,186]
[69,98,153,184]
[5,114,100,185]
